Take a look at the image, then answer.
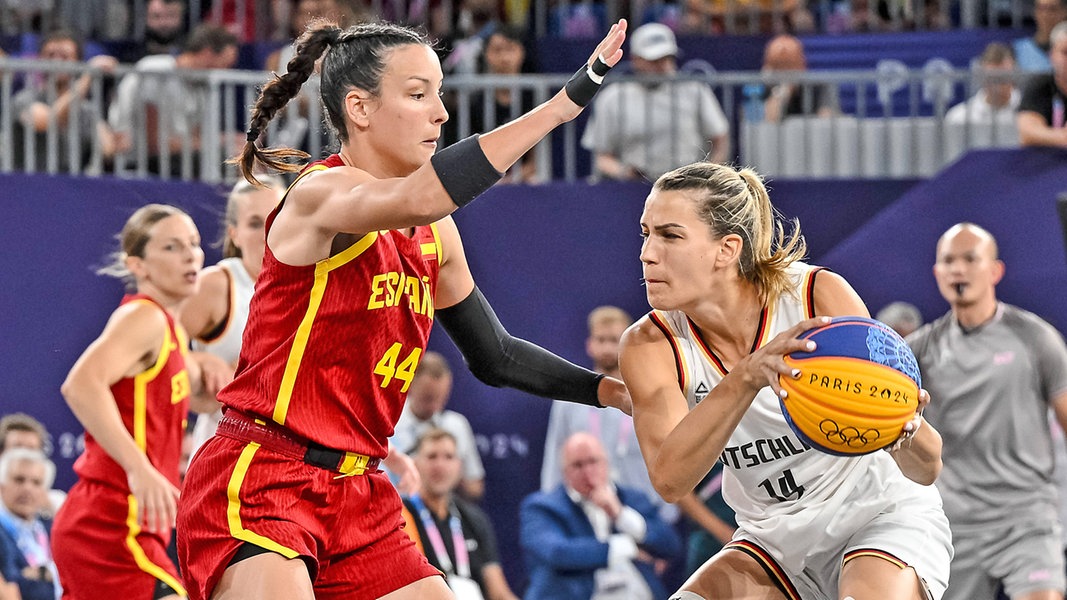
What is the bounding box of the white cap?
[629,23,678,61]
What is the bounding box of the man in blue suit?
[520,432,681,599]
[0,448,60,600]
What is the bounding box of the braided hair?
[233,21,430,185]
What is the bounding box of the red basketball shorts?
[177,435,440,600]
[52,479,185,599]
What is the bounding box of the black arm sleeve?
[435,287,604,407]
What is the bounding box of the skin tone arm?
[594,152,642,181]
[271,22,629,264]
[179,265,235,414]
[623,268,939,502]
[482,564,520,600]
[622,311,828,502]
[60,302,181,535]
[22,55,119,131]
[675,492,735,545]
[1018,110,1067,148]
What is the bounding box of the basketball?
[778,316,921,456]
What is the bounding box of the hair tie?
[246,126,260,142]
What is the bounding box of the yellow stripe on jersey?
[802,267,824,319]
[844,548,908,569]
[131,303,174,452]
[125,495,188,597]
[226,442,301,559]
[754,305,776,350]
[272,232,380,425]
[429,222,443,262]
[649,311,690,392]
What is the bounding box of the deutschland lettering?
[720,435,810,469]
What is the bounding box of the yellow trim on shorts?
[272,232,379,424]
[844,548,908,569]
[225,442,301,559]
[124,495,188,597]
[726,540,802,600]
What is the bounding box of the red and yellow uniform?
[178,156,444,600]
[53,294,190,599]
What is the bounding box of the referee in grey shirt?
[909,222,1067,600]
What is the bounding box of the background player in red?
[177,18,630,600]
[53,204,230,599]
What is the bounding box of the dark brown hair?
[233,21,429,185]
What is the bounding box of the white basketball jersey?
[190,257,255,454]
[191,257,254,364]
[650,262,926,571]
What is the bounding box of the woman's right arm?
[60,303,180,534]
[281,21,628,244]
[621,315,830,502]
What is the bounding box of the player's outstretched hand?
[736,316,831,399]
[555,19,628,121]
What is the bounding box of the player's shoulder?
[1001,303,1065,344]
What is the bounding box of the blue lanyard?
[410,494,470,577]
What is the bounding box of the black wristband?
[430,135,503,208]
[565,56,612,107]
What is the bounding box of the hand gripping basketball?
[564,19,627,107]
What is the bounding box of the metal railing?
[0,0,1039,40]
[0,57,1034,183]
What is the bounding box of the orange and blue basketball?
[778,316,921,456]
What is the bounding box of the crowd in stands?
[0,0,1065,182]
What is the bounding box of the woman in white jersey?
[181,177,421,489]
[619,162,952,600]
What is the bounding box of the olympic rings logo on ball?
[819,419,881,448]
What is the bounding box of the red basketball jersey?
[74,294,191,490]
[218,156,442,457]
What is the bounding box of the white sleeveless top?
[649,262,932,571]
[190,257,255,454]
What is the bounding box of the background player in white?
[619,162,952,600]
[908,222,1067,600]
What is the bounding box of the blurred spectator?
[1014,0,1067,71]
[1018,21,1067,148]
[12,29,124,173]
[263,0,368,155]
[945,42,1020,130]
[390,351,486,501]
[683,0,814,33]
[447,25,540,182]
[0,414,47,455]
[441,0,503,74]
[581,23,729,181]
[542,306,677,524]
[520,432,682,600]
[107,23,239,176]
[0,448,60,600]
[264,0,368,72]
[0,415,63,519]
[758,34,838,123]
[875,300,924,338]
[117,0,188,63]
[400,428,519,600]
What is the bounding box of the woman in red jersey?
[177,18,630,600]
[54,204,230,600]
[181,177,422,490]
